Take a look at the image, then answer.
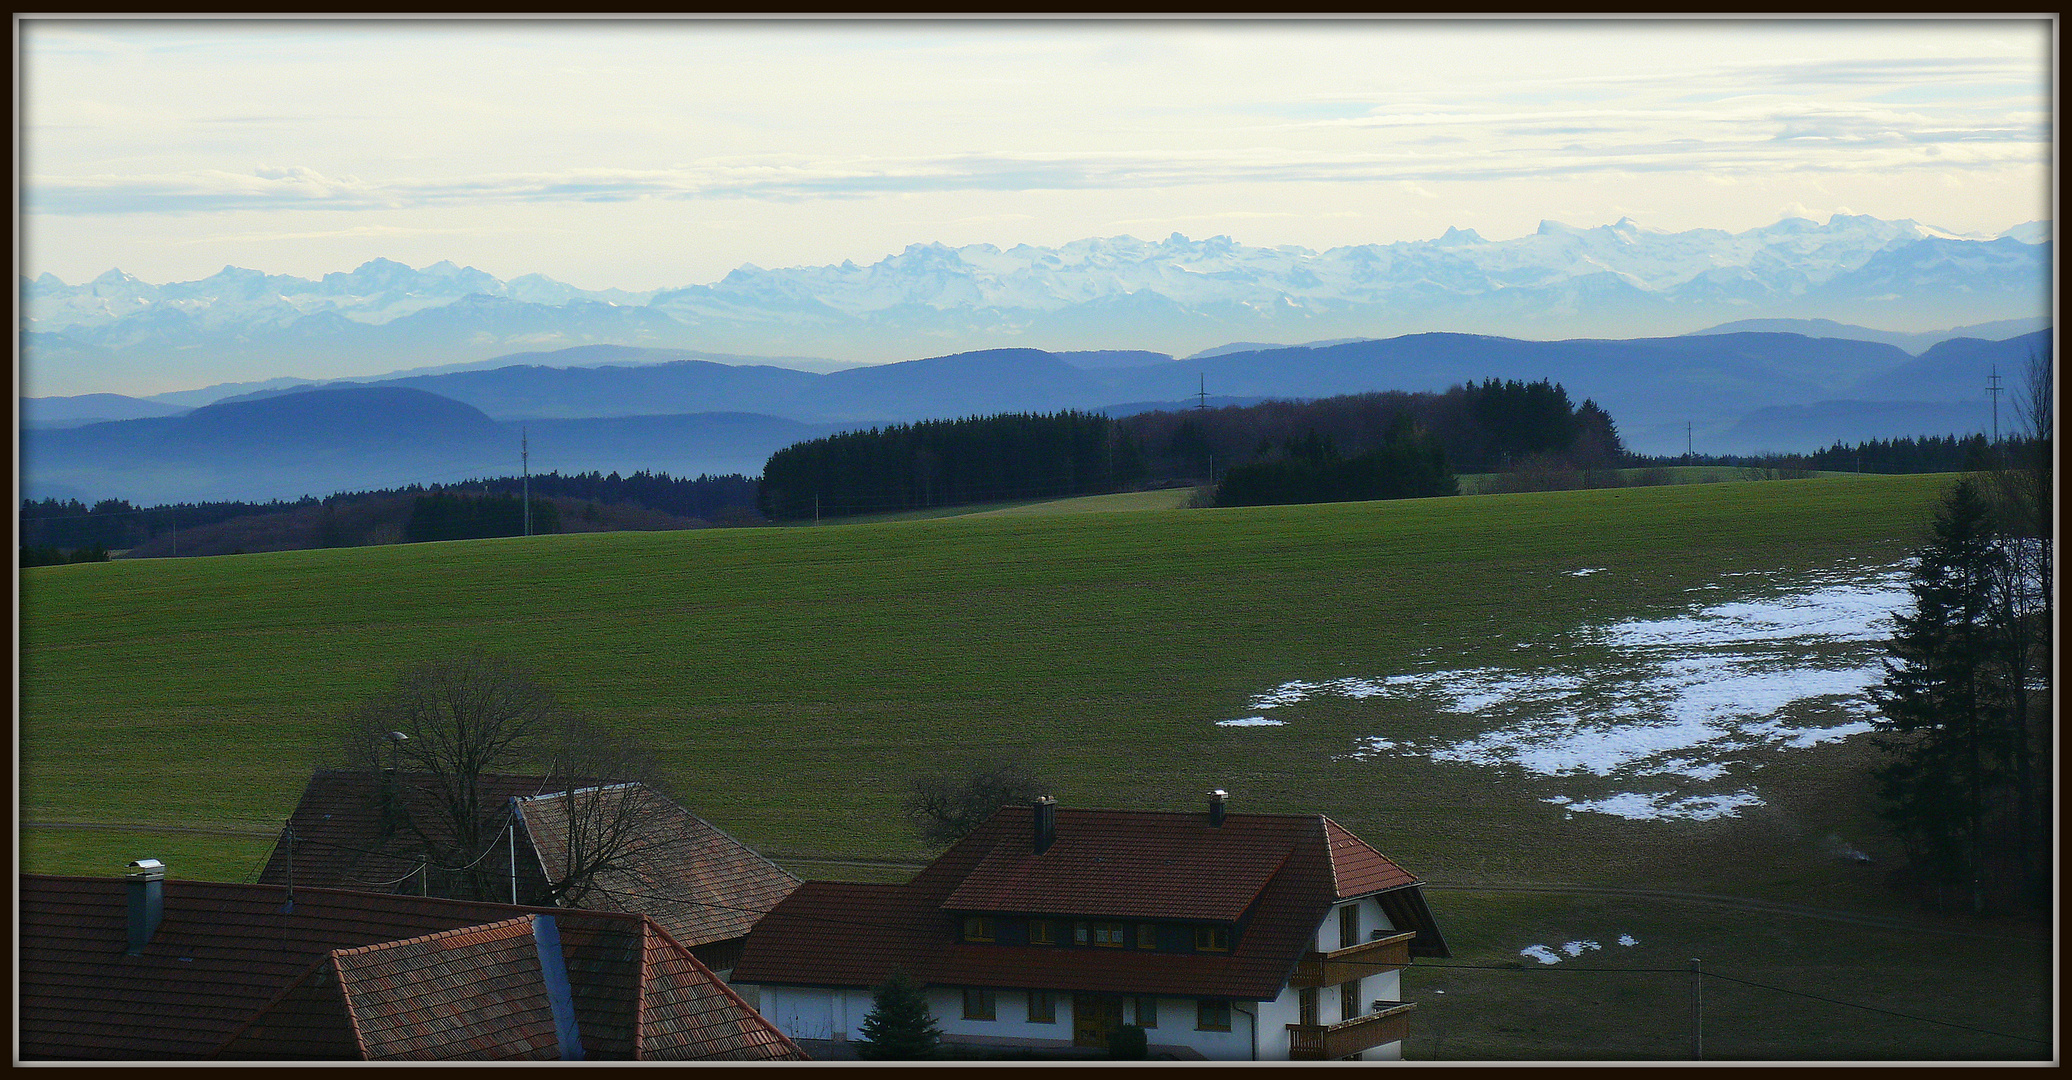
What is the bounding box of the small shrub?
[1108,1024,1149,1059]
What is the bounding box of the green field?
[17,472,2053,1059]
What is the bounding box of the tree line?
[1632,433,2014,476]
[20,470,763,562]
[758,411,1145,520]
[1115,379,1623,508]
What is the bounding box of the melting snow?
[1521,940,1614,965]
[1618,934,1638,946]
[1568,567,1606,576]
[1250,562,1913,822]
[1216,717,1284,727]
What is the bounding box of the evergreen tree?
[1871,478,2018,912]
[855,971,942,1060]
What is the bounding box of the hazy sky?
[19,16,2055,292]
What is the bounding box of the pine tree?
[855,971,942,1060]
[1871,478,2016,912]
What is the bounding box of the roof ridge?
[1320,815,1343,896]
[633,915,654,1060]
[333,952,374,1059]
[330,915,535,959]
[633,914,805,1060]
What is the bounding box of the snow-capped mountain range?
[20,214,2050,400]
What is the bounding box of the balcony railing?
[1287,1001,1415,1060]
[1289,930,1416,989]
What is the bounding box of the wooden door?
[1299,986,1318,1026]
[1073,994,1123,1048]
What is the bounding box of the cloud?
[28,119,2045,220]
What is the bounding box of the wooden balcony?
[1287,1001,1415,1060]
[1289,930,1416,989]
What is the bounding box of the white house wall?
[738,895,1415,1062]
[742,983,1277,1060]
[1254,986,1302,1062]
[1319,895,1399,952]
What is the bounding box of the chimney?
[1208,789,1228,828]
[531,915,586,1060]
[125,858,165,956]
[1033,796,1057,854]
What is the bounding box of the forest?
[757,411,1143,520]
[755,379,1625,519]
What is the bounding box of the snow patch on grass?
[1215,716,1284,727]
[1254,562,1912,822]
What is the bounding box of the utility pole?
[1197,374,1208,411]
[1987,365,2004,445]
[1686,421,1693,459]
[522,427,531,537]
[1690,958,1703,1060]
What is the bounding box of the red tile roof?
[514,783,800,948]
[943,807,1298,921]
[330,918,564,1059]
[1323,816,1421,898]
[732,805,1444,1001]
[19,873,804,1061]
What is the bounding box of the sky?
[17,16,2056,292]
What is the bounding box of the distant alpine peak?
[22,212,2050,353]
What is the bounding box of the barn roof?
[513,783,800,947]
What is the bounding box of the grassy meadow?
[18,471,2053,1059]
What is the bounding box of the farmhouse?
[257,769,800,972]
[730,792,1448,1060]
[17,860,805,1060]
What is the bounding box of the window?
[962,987,996,1021]
[1342,977,1362,1021]
[1137,922,1158,949]
[1193,925,1231,952]
[1075,921,1090,945]
[962,916,995,942]
[1133,996,1158,1029]
[1339,903,1359,950]
[1093,921,1126,947]
[1028,990,1057,1024]
[1196,999,1232,1032]
[1029,919,1057,945]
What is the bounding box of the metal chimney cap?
[127,858,165,878]
[1209,789,1228,799]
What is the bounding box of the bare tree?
[338,655,663,903]
[904,758,1049,847]
[522,713,674,907]
[1979,350,2053,908]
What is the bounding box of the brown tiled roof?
[1322,816,1421,898]
[514,783,801,948]
[632,921,812,1060]
[19,874,804,1061]
[732,806,1445,1001]
[256,770,574,895]
[332,918,564,1060]
[942,807,1298,921]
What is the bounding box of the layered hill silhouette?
[21,328,2048,505]
[21,386,844,504]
